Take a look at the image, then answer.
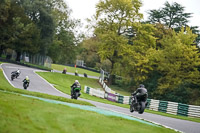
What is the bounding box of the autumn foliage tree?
[93,0,157,85]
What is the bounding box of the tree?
[16,0,55,55]
[11,18,40,61]
[93,0,143,85]
[78,37,100,68]
[155,27,200,104]
[116,23,157,90]
[47,0,82,64]
[0,0,11,56]
[0,0,40,60]
[147,1,192,32]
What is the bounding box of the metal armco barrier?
[167,102,178,115]
[158,101,168,113]
[123,96,131,104]
[84,86,90,94]
[188,105,200,117]
[107,93,116,102]
[84,86,105,98]
[117,95,124,104]
[146,99,151,109]
[149,99,159,111]
[177,103,189,116]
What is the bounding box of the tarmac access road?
[52,69,99,79]
[1,63,200,133]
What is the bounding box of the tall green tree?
[0,0,11,56]
[78,37,100,68]
[48,0,82,64]
[117,23,157,90]
[147,1,192,32]
[93,0,143,85]
[0,0,40,60]
[16,0,55,55]
[155,27,200,104]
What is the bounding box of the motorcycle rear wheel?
[138,102,145,114]
[11,75,14,81]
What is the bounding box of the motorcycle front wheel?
[130,103,134,113]
[74,92,79,100]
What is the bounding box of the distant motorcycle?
[11,71,20,81]
[130,93,148,114]
[71,87,81,100]
[75,72,79,76]
[23,77,30,90]
[23,82,29,89]
[62,68,67,74]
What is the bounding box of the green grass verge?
[0,91,176,133]
[52,64,100,77]
[37,72,129,108]
[0,69,93,106]
[37,71,200,123]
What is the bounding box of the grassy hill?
[0,91,176,133]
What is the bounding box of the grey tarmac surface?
[1,63,200,133]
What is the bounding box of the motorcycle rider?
[71,80,81,96]
[131,84,148,105]
[11,69,21,78]
[75,70,79,76]
[23,76,30,89]
[62,68,67,74]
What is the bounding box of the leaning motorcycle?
[130,93,148,114]
[16,72,20,78]
[71,87,81,100]
[11,71,20,81]
[11,72,17,81]
[23,81,29,90]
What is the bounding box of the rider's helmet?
[26,76,29,80]
[139,84,145,88]
[17,69,20,73]
[75,80,79,83]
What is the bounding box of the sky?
[64,0,200,33]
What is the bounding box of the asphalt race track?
[1,63,200,133]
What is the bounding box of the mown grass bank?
[37,72,129,108]
[0,91,176,133]
[52,64,100,77]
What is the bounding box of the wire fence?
[1,50,52,68]
[21,53,52,68]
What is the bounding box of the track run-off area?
[1,63,200,133]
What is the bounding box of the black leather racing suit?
[132,87,147,103]
[71,83,81,96]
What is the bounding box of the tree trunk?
[108,60,115,85]
[0,45,3,57]
[16,51,21,62]
[108,74,116,85]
